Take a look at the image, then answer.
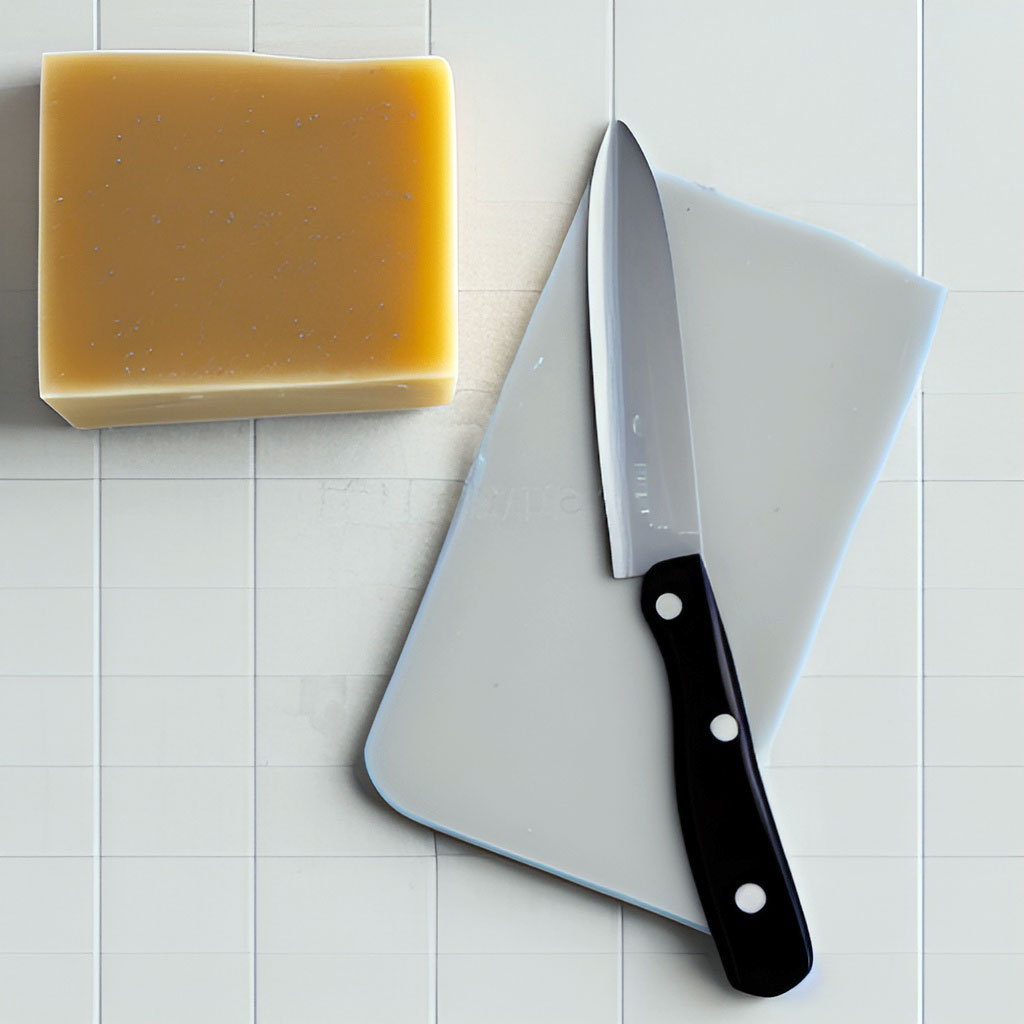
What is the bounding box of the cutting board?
[364,168,945,929]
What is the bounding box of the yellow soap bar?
[38,51,457,429]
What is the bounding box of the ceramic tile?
[926,857,1024,953]
[0,954,92,1024]
[254,386,492,480]
[255,478,460,589]
[257,954,431,1024]
[102,588,251,676]
[925,1,1024,290]
[763,766,918,856]
[0,858,92,952]
[923,292,1024,395]
[925,677,1024,766]
[926,767,1024,855]
[800,587,917,677]
[455,198,576,293]
[256,675,385,766]
[925,394,1024,481]
[0,589,92,675]
[924,954,1024,1024]
[622,952,918,1023]
[616,1,916,242]
[256,765,432,855]
[433,0,607,206]
[103,767,253,855]
[438,953,619,1024]
[0,677,92,765]
[102,676,253,766]
[0,481,92,588]
[831,482,917,590]
[457,290,539,394]
[770,676,917,767]
[0,401,96,480]
[99,0,251,50]
[101,953,252,1024]
[255,0,427,57]
[102,857,252,953]
[925,482,1024,589]
[437,849,619,954]
[100,419,252,478]
[925,589,1024,677]
[102,479,251,588]
[256,856,434,953]
[0,767,92,854]
[255,585,418,676]
[621,907,709,956]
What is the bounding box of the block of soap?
[38,51,457,428]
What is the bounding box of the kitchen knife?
[586,120,813,997]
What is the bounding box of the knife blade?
[586,120,813,997]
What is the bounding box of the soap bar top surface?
[38,51,455,412]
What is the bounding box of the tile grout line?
[917,0,926,1020]
[92,430,102,1024]
[251,417,258,1024]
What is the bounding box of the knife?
[586,120,813,997]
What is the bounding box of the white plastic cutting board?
[365,170,945,929]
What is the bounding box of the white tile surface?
[0,481,93,587]
[256,856,434,953]
[832,482,918,590]
[0,589,93,675]
[102,767,253,855]
[256,586,418,676]
[256,765,433,855]
[257,953,432,1024]
[622,952,918,1023]
[98,0,251,51]
[0,767,92,854]
[924,292,1024,395]
[256,0,427,58]
[256,674,385,766]
[0,858,93,952]
[771,676,917,767]
[0,954,92,1024]
[616,0,917,262]
[102,480,252,588]
[925,482,1024,588]
[439,953,620,1024]
[877,393,920,484]
[256,478,460,589]
[925,857,1024,953]
[457,290,539,393]
[926,767,1024,855]
[764,767,918,857]
[925,954,1024,1024]
[925,394,1024,481]
[0,677,92,765]
[437,851,619,954]
[255,388,492,481]
[102,857,253,953]
[102,954,252,1024]
[102,676,253,766]
[101,420,253,479]
[925,588,1024,677]
[800,587,918,677]
[102,588,252,676]
[925,0,1024,291]
[926,677,1024,766]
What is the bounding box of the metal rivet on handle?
[710,713,739,742]
[655,593,682,620]
[735,883,767,914]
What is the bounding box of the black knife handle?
[640,554,812,997]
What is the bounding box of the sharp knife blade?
[586,121,813,998]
